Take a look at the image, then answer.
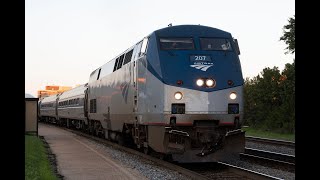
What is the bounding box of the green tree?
[243,64,295,133]
[243,15,295,134]
[280,16,295,54]
[243,77,258,126]
[244,67,281,129]
[278,61,295,133]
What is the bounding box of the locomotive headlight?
[174,92,183,100]
[206,79,215,87]
[196,79,204,86]
[229,92,237,100]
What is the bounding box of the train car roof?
[40,94,59,103]
[59,84,87,100]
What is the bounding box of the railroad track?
[51,125,282,180]
[181,162,282,180]
[240,147,295,173]
[245,136,295,148]
[217,162,282,180]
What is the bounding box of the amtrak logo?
[190,64,213,71]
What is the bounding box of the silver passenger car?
[57,84,88,128]
[39,94,59,123]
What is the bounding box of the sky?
[25,0,295,97]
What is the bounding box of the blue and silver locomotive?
[40,25,245,163]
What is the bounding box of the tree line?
[243,16,295,133]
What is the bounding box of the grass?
[25,135,58,180]
[242,126,295,142]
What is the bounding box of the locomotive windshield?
[200,38,232,51]
[160,38,195,50]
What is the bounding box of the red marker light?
[177,80,183,85]
[227,80,234,86]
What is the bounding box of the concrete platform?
[39,123,147,180]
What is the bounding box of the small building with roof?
[25,93,39,135]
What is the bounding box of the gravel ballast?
[83,138,191,180]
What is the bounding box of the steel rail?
[246,136,295,148]
[239,147,295,172]
[244,147,295,163]
[217,162,283,180]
